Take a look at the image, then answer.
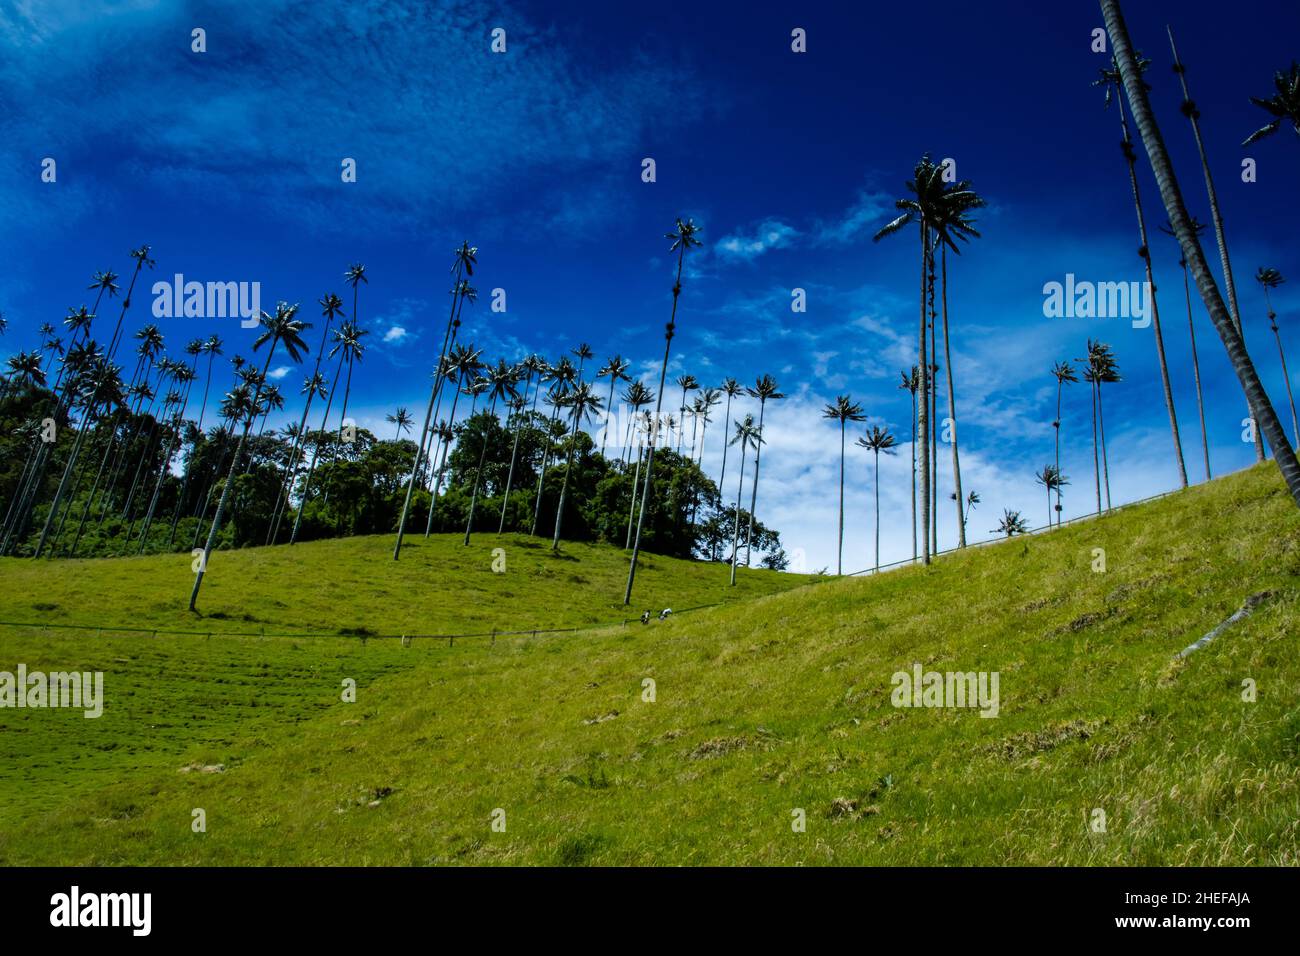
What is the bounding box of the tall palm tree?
[716,377,743,494]
[386,406,413,441]
[1257,268,1296,447]
[597,355,630,457]
[621,380,654,467]
[1082,340,1120,513]
[195,334,224,431]
[822,395,866,574]
[674,374,699,454]
[1095,54,1187,489]
[932,167,985,547]
[1105,0,1300,505]
[1166,25,1263,462]
[1050,360,1078,525]
[625,217,702,605]
[898,366,919,560]
[1160,219,1212,480]
[267,371,328,544]
[855,424,896,573]
[430,345,484,523]
[321,321,369,510]
[191,304,309,607]
[531,356,576,535]
[290,321,358,545]
[728,414,761,586]
[625,406,655,549]
[876,156,955,564]
[743,374,784,566]
[1034,465,1069,528]
[499,356,544,533]
[1241,61,1300,149]
[465,359,518,544]
[395,242,477,559]
[551,381,604,550]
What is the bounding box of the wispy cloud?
[714,219,799,262]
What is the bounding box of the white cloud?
[383,325,408,344]
[715,220,799,262]
[268,366,290,381]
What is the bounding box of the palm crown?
[1242,61,1300,146]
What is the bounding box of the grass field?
[1,463,1297,865]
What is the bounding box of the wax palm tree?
[993,509,1029,538]
[823,395,866,574]
[694,388,721,465]
[267,371,328,544]
[1106,0,1300,504]
[716,377,743,494]
[191,304,308,604]
[194,334,224,431]
[499,356,544,533]
[531,356,576,535]
[958,490,980,537]
[1241,61,1300,148]
[597,355,631,457]
[551,381,604,550]
[625,405,656,549]
[674,374,699,454]
[931,165,985,547]
[626,217,702,605]
[465,359,518,545]
[743,374,784,566]
[1159,218,1212,480]
[395,242,476,559]
[898,366,919,560]
[1095,53,1187,489]
[106,245,155,360]
[855,424,896,573]
[386,406,414,441]
[1081,340,1120,513]
[621,380,654,466]
[728,414,761,586]
[1166,25,1262,463]
[1050,360,1079,525]
[32,346,120,557]
[1034,465,1069,528]
[430,345,484,520]
[1257,268,1297,447]
[135,364,197,551]
[875,156,958,565]
[2,351,46,400]
[321,321,369,510]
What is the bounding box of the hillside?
[1,463,1297,865]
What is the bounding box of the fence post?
[491,629,496,645]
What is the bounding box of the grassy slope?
[0,531,806,636]
[1,463,1297,865]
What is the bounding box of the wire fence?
[843,485,1182,578]
[0,602,725,646]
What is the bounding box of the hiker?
[658,608,673,621]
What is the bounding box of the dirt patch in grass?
[988,718,1104,760]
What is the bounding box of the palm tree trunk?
[268,392,316,544]
[394,274,464,560]
[1103,0,1300,506]
[1271,324,1299,448]
[873,450,881,572]
[918,223,931,565]
[290,352,345,544]
[743,399,767,566]
[498,373,533,534]
[909,386,916,560]
[717,392,734,497]
[836,422,845,575]
[1166,24,1264,463]
[729,449,747,587]
[1090,380,1101,514]
[625,436,644,549]
[190,343,279,609]
[322,356,355,511]
[551,408,580,551]
[1116,99,1188,488]
[625,244,687,606]
[530,400,562,536]
[1098,384,1112,511]
[1054,381,1064,525]
[465,396,500,545]
[1180,263,1212,480]
[941,246,966,546]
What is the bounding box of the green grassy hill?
[1,464,1297,865]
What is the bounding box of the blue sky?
[2,0,1298,571]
